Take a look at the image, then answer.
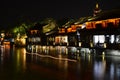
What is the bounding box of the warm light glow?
[81,24,86,29]
[59,28,65,33]
[71,25,76,32]
[55,36,68,44]
[102,52,106,62]
[76,24,82,28]
[96,3,99,9]
[42,46,46,50]
[21,38,26,45]
[90,42,93,47]
[108,19,116,25]
[67,28,72,33]
[86,18,120,29]
[27,52,77,62]
[1,38,4,41]
[102,21,107,28]
[79,42,82,47]
[55,36,60,43]
[31,30,38,34]
[104,43,107,48]
[17,33,20,39]
[3,41,10,45]
[1,33,5,38]
[88,54,91,63]
[102,51,105,55]
[95,21,102,24]
[86,22,95,29]
[58,54,62,59]
[23,48,26,70]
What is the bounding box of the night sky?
[0,0,120,28]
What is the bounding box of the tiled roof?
[91,9,120,21]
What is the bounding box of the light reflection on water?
[93,61,106,80]
[1,45,120,80]
[14,47,26,72]
[0,45,26,72]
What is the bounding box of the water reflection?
[94,61,106,80]
[110,63,115,80]
[0,45,26,72]
[58,58,68,71]
[26,45,120,80]
[14,47,26,71]
[0,45,4,64]
[0,45,10,64]
[106,56,120,80]
[1,45,120,80]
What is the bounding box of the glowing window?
[99,35,105,43]
[93,35,99,43]
[93,35,105,43]
[110,35,115,43]
[116,35,120,43]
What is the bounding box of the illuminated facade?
[26,18,120,51]
[86,18,120,29]
[26,9,120,53]
[26,25,42,52]
[58,24,82,46]
[0,32,14,45]
[26,29,41,45]
[80,17,120,49]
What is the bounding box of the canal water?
[0,45,120,80]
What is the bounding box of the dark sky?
[0,0,120,28]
